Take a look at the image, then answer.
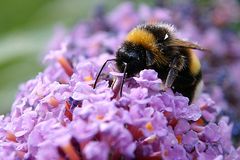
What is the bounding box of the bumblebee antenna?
[120,62,127,97]
[93,59,116,89]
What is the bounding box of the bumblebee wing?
[167,39,208,51]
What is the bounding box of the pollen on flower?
[176,135,182,144]
[6,131,17,142]
[48,96,59,107]
[96,115,104,120]
[84,75,93,82]
[65,101,73,121]
[195,117,205,126]
[57,56,73,77]
[145,122,154,131]
[61,143,81,160]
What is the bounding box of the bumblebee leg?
[93,59,116,89]
[120,62,127,97]
[164,56,185,89]
[165,68,178,89]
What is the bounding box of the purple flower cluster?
[1,1,240,160]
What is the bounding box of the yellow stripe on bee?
[189,51,201,75]
[126,28,158,53]
[125,28,167,64]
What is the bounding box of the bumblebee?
[94,23,206,103]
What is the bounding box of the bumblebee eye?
[164,33,169,40]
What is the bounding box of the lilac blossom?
[1,1,240,160]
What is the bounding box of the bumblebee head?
[116,42,149,77]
